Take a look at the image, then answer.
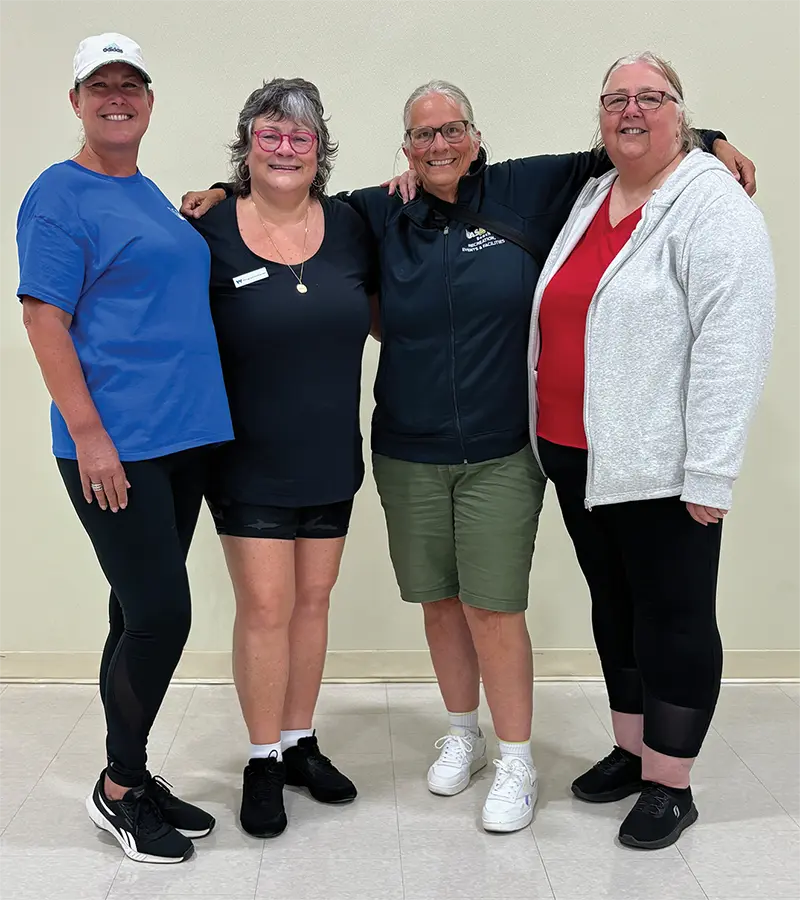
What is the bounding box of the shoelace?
[299,742,338,773]
[433,734,474,767]
[632,784,673,816]
[595,747,630,775]
[146,773,174,798]
[124,791,169,838]
[248,763,285,803]
[489,758,531,800]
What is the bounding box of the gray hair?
[229,78,338,198]
[402,79,476,133]
[596,51,702,153]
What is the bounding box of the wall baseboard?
[1,648,798,682]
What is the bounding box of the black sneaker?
[571,746,645,803]
[283,734,357,804]
[144,772,215,838]
[240,756,287,838]
[618,782,698,849]
[86,770,194,863]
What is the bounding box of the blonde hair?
[595,51,701,153]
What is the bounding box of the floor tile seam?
[1,687,99,834]
[387,684,410,897]
[777,684,800,707]
[158,684,197,769]
[577,681,613,740]
[711,723,800,822]
[531,827,558,900]
[677,842,711,900]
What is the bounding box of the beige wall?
[1,1,798,680]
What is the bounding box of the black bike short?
[207,497,354,540]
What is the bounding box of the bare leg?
[462,607,532,742]
[223,536,296,745]
[422,596,481,714]
[642,745,694,789]
[612,711,644,756]
[282,537,346,730]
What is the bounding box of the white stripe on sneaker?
[86,792,186,865]
[97,793,116,818]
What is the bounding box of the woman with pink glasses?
[188,78,376,838]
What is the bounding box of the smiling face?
[599,61,683,172]
[69,62,153,151]
[246,116,318,196]
[403,93,481,200]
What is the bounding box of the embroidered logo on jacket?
[462,226,506,253]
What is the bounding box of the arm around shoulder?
[334,185,396,242]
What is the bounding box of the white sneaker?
[427,730,487,796]
[481,757,538,832]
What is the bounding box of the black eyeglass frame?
[599,90,679,112]
[404,119,472,148]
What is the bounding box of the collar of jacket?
[400,147,488,228]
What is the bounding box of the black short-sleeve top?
[191,195,376,507]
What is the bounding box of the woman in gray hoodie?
[528,51,775,850]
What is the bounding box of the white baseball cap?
[73,32,152,85]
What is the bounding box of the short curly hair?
[229,78,338,199]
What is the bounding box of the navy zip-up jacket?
[344,149,624,463]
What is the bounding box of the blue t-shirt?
[16,160,233,461]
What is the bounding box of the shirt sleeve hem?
[16,286,77,316]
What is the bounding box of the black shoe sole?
[571,779,646,803]
[177,822,215,839]
[618,804,699,850]
[241,817,287,839]
[284,776,357,804]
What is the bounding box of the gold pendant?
[296,284,308,294]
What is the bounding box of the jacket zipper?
[443,226,468,463]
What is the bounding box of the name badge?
[233,267,269,288]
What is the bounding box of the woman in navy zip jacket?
[181,81,749,833]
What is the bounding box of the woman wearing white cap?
[16,34,233,864]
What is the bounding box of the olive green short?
[372,445,546,613]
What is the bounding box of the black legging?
[538,438,723,758]
[57,446,210,787]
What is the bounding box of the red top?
[536,192,643,449]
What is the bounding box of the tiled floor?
[1,681,798,900]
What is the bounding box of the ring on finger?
[90,482,104,492]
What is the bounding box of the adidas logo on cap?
[73,32,152,84]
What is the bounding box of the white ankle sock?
[498,739,534,768]
[250,741,282,761]
[281,728,314,750]
[448,708,479,735]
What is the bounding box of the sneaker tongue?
[439,734,470,762]
[127,791,172,837]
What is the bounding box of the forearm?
[24,317,104,440]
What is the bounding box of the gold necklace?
[250,197,310,294]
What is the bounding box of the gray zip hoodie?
[528,149,775,510]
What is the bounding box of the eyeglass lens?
[602,91,667,112]
[257,131,316,153]
[409,121,468,148]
